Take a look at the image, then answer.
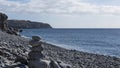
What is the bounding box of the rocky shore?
[0,30,120,68]
[42,43,120,68]
[0,12,120,68]
[0,30,30,67]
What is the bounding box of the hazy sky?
[1,0,120,28]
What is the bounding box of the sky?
[1,0,120,28]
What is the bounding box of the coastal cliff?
[7,20,52,29]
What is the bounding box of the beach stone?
[28,60,50,68]
[30,45,43,52]
[6,27,22,36]
[29,41,42,47]
[32,36,41,41]
[3,64,28,68]
[57,61,72,68]
[50,60,61,68]
[29,36,42,47]
[28,52,44,60]
[14,56,28,65]
[59,63,71,68]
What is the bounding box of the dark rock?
[3,64,28,68]
[32,36,41,41]
[29,40,42,47]
[19,29,23,32]
[0,13,8,31]
[0,12,22,36]
[29,36,42,47]
[28,60,50,68]
[28,52,44,60]
[30,46,43,52]
[6,27,20,36]
[14,56,28,65]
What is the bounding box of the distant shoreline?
[7,20,52,29]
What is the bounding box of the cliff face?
[7,20,52,29]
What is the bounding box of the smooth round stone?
[32,36,41,41]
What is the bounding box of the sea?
[21,29,120,57]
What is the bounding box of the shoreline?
[21,34,120,58]
[21,28,120,59]
[42,42,120,68]
[0,30,120,68]
[43,41,120,58]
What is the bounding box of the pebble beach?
[0,30,120,68]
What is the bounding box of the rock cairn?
[28,36,49,68]
[28,36,71,68]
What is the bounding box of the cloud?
[0,0,120,15]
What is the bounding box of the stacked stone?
[28,36,72,68]
[28,36,44,60]
[28,36,49,68]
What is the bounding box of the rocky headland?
[7,20,52,29]
[1,12,120,68]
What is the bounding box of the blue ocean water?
[21,29,120,57]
